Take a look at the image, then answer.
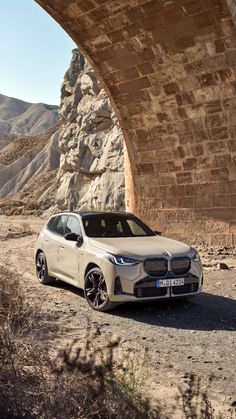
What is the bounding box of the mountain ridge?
[0,93,59,137]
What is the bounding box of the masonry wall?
[36,0,236,245]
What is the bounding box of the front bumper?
[108,260,203,303]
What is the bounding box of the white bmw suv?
[35,211,203,311]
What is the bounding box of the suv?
[34,211,203,311]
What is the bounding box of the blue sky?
[0,1,76,105]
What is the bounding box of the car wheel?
[84,268,115,312]
[36,252,54,285]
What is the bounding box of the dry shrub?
[0,198,39,216]
[0,267,230,419]
[0,266,38,333]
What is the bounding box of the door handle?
[44,240,49,243]
[59,245,64,249]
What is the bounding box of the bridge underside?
[36,0,236,245]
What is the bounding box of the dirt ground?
[0,215,235,417]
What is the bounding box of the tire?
[36,251,55,285]
[84,268,115,312]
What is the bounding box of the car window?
[127,219,147,236]
[65,216,81,236]
[47,216,57,232]
[47,215,68,236]
[82,214,155,238]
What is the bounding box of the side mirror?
[155,230,162,236]
[76,235,83,247]
[64,232,79,241]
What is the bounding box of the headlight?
[106,254,141,266]
[191,251,200,262]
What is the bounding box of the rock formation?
[0,49,124,213]
[54,49,124,212]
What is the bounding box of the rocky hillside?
[55,49,124,211]
[0,49,124,213]
[0,93,60,210]
[0,124,61,210]
[0,93,59,137]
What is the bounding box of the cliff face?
[0,49,124,213]
[55,49,124,212]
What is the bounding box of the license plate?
[156,278,185,287]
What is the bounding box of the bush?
[0,267,229,419]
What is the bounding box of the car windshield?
[82,214,156,238]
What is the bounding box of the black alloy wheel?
[36,252,54,285]
[84,268,115,312]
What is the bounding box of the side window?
[65,216,81,236]
[47,215,67,236]
[116,221,124,233]
[47,216,57,232]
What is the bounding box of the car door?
[43,214,68,276]
[57,215,83,285]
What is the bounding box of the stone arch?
[36,0,236,244]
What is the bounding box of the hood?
[88,235,191,260]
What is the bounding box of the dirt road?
[0,215,235,416]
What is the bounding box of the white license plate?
[156,278,185,287]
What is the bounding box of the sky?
[0,1,76,105]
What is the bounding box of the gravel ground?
[0,215,235,417]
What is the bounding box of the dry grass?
[0,198,40,216]
[0,266,229,419]
[0,198,25,208]
[0,222,33,240]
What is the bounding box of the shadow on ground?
[48,279,236,332]
[112,292,236,332]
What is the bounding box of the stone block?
[163,82,180,95]
[118,76,151,95]
[76,0,96,13]
[194,129,210,142]
[205,113,227,128]
[183,158,198,170]
[205,99,222,114]
[194,194,212,209]
[191,144,204,157]
[198,72,216,87]
[206,140,229,153]
[210,168,229,181]
[108,29,125,43]
[137,61,154,75]
[176,171,193,184]
[212,194,230,208]
[210,126,229,140]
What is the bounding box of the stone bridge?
[36,0,236,245]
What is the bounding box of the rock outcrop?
[55,49,124,212]
[0,49,124,213]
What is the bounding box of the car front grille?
[144,259,168,277]
[144,257,191,277]
[170,258,190,276]
[172,283,198,295]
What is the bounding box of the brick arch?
[36,0,236,245]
